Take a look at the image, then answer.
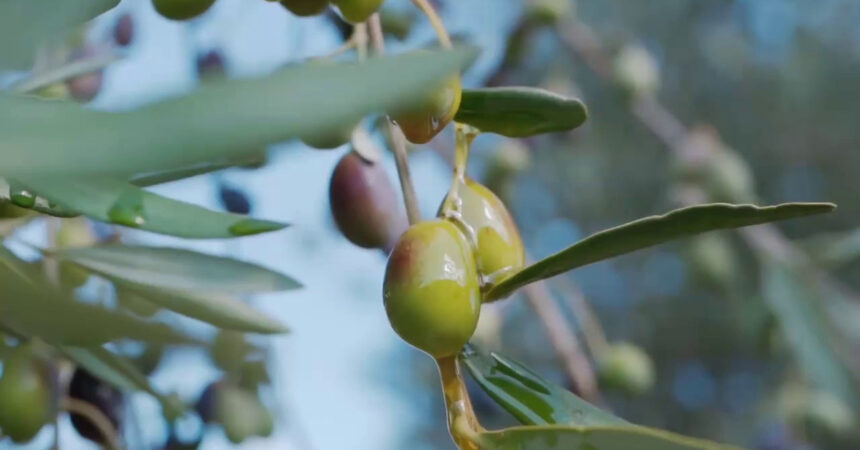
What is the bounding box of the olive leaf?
[461,345,624,427]
[762,262,857,402]
[0,178,79,218]
[0,246,193,345]
[0,48,477,176]
[0,0,118,69]
[50,245,300,293]
[110,279,289,334]
[486,202,836,300]
[454,87,588,137]
[18,177,286,238]
[129,152,268,187]
[463,347,739,450]
[61,346,185,419]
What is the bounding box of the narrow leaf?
[52,245,299,292]
[113,280,288,334]
[0,0,118,69]
[0,246,193,345]
[762,263,856,402]
[478,425,739,450]
[487,202,836,300]
[19,177,286,238]
[461,345,623,427]
[454,87,588,137]
[0,49,477,176]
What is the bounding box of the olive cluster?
[152,0,387,24]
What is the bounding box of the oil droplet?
[10,189,36,208]
[228,219,286,236]
[107,190,146,228]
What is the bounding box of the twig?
[523,281,602,404]
[411,0,452,49]
[61,397,123,450]
[554,277,610,358]
[368,14,422,224]
[12,52,121,94]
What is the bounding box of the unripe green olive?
[392,75,461,144]
[383,220,481,357]
[597,342,655,396]
[329,151,406,250]
[152,0,216,21]
[56,218,96,288]
[332,0,385,24]
[0,346,52,443]
[441,179,525,286]
[280,0,329,16]
[301,124,353,150]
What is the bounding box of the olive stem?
[367,14,422,225]
[12,51,122,94]
[435,355,484,450]
[411,0,453,49]
[61,397,123,450]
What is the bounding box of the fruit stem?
[61,397,123,450]
[435,355,483,450]
[412,0,453,49]
[367,14,422,225]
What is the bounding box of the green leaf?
[463,347,738,450]
[129,153,267,187]
[51,245,300,292]
[454,87,588,137]
[478,425,739,450]
[461,345,624,427]
[111,280,288,334]
[61,346,185,418]
[762,262,856,402]
[0,246,193,345]
[487,202,836,300]
[0,48,477,176]
[0,0,118,69]
[19,177,286,238]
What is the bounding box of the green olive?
[301,124,353,150]
[332,0,385,24]
[329,151,406,250]
[383,220,481,357]
[393,75,461,144]
[441,179,525,287]
[280,0,329,16]
[152,0,216,21]
[597,342,655,396]
[0,346,52,443]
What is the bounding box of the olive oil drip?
[436,355,484,450]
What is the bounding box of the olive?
[440,179,525,287]
[194,381,220,423]
[152,0,216,21]
[0,346,52,443]
[56,218,94,289]
[68,368,124,444]
[383,220,481,357]
[211,330,260,373]
[331,0,386,24]
[329,151,406,250]
[113,13,134,47]
[195,381,272,443]
[196,50,226,80]
[301,124,353,150]
[217,183,252,215]
[597,342,655,396]
[65,48,103,103]
[392,75,461,144]
[280,0,329,16]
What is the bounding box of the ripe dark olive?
[383,220,481,357]
[113,13,134,47]
[440,179,524,287]
[332,0,385,24]
[195,381,220,423]
[280,0,329,16]
[68,368,124,444]
[152,0,216,21]
[0,346,52,443]
[196,50,226,79]
[65,48,103,103]
[329,151,406,250]
[217,183,252,215]
[597,342,655,396]
[392,75,461,144]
